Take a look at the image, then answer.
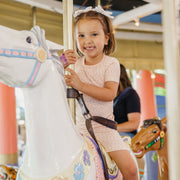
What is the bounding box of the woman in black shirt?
[113,64,141,138]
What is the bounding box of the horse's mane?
[143,119,162,130]
[52,54,64,76]
[31,26,48,52]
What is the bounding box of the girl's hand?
[60,49,76,68]
[64,68,84,91]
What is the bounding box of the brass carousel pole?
[162,0,180,179]
[32,6,36,27]
[96,0,101,6]
[63,0,76,122]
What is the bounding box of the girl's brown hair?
[74,10,115,56]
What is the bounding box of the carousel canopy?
[0,0,163,70]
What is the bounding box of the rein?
[0,47,51,87]
[145,126,167,150]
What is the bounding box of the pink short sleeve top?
[75,55,120,120]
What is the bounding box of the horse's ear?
[161,117,167,128]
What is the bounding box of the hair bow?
[74,5,114,19]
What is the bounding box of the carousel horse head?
[0,25,63,88]
[0,165,17,180]
[131,117,168,180]
[131,117,167,158]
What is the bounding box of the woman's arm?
[117,112,140,132]
[64,68,118,101]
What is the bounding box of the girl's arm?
[64,68,118,101]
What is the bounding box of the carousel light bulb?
[134,18,140,27]
[151,71,156,79]
[151,73,156,79]
[136,73,141,79]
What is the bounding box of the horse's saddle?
[99,144,119,176]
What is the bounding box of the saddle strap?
[86,119,109,180]
[67,88,109,180]
[92,116,117,130]
[67,88,117,130]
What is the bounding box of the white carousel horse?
[0,25,122,180]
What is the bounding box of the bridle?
[143,119,167,150]
[0,46,51,87]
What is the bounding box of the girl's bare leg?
[109,150,138,180]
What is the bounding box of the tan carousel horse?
[131,117,168,180]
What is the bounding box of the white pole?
[63,0,73,51]
[162,0,180,179]
[63,0,76,121]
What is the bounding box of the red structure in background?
[0,82,18,165]
[135,70,158,180]
[154,74,165,88]
[136,70,157,126]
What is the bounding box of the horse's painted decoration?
[0,25,122,180]
[131,117,168,180]
[0,165,17,180]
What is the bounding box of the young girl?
[62,6,138,180]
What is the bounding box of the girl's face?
[75,19,109,61]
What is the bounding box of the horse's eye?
[26,36,32,43]
[153,130,157,133]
